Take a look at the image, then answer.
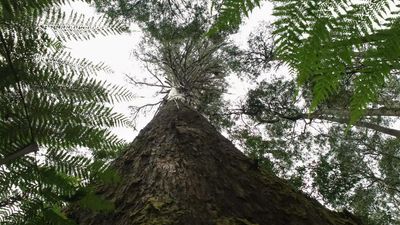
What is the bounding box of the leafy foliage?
[0,0,82,18]
[228,28,400,224]
[95,0,400,224]
[94,0,214,41]
[94,0,400,223]
[313,128,400,225]
[232,76,400,224]
[39,8,128,41]
[209,0,261,35]
[213,0,400,124]
[129,34,233,130]
[225,24,276,78]
[272,0,400,123]
[0,1,131,224]
[96,0,237,130]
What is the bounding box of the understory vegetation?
[0,0,399,224]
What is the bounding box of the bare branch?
[130,101,164,128]
[144,63,167,87]
[243,108,400,138]
[0,143,39,165]
[125,75,169,88]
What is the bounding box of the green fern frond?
[39,49,114,75]
[272,0,400,123]
[0,0,71,18]
[39,8,126,41]
[209,0,261,35]
[0,0,131,223]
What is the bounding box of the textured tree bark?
[68,101,363,225]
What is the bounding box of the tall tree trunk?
[68,101,362,225]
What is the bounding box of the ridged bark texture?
[69,101,362,225]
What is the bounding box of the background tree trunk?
[68,101,362,225]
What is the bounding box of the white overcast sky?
[65,1,274,141]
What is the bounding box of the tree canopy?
[0,0,399,224]
[214,0,400,123]
[211,2,400,224]
[92,0,400,224]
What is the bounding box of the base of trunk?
[68,101,362,225]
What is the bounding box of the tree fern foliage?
[0,1,131,224]
[272,0,400,123]
[0,0,76,17]
[209,0,260,35]
[213,0,400,123]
